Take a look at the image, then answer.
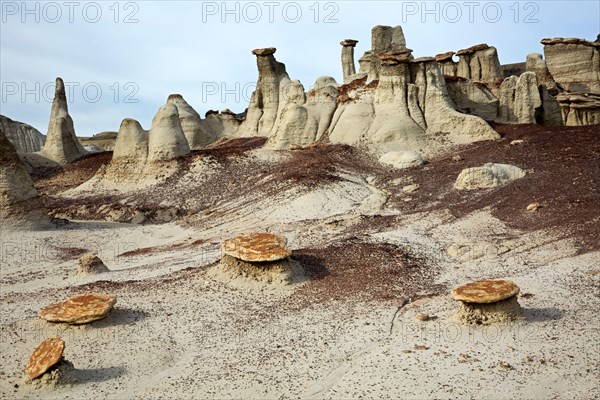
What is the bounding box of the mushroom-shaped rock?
[38,294,116,324]
[454,163,526,190]
[220,233,293,284]
[77,253,110,275]
[25,337,65,380]
[451,280,523,324]
[222,233,290,262]
[341,39,359,82]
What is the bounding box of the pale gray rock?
[0,129,50,229]
[40,77,86,164]
[167,94,216,148]
[379,151,424,169]
[542,38,600,94]
[148,103,190,161]
[454,163,526,190]
[367,56,425,146]
[0,115,45,153]
[112,118,148,162]
[498,76,518,123]
[446,79,499,121]
[83,144,104,153]
[267,76,338,149]
[340,39,359,82]
[368,25,412,82]
[456,44,502,82]
[238,48,291,137]
[514,72,542,124]
[205,109,243,138]
[557,92,600,126]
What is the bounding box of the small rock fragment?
[25,337,64,380]
[527,203,541,212]
[415,313,430,321]
[77,253,110,276]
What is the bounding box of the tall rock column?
[238,48,291,137]
[340,39,358,82]
[41,77,86,164]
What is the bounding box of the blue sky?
[1,0,598,136]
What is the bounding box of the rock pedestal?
[340,39,359,82]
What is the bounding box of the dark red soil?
[385,123,600,253]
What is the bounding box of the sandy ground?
[1,129,599,399]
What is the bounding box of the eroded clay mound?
[219,254,294,285]
[455,296,523,325]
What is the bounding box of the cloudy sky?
[1,0,598,136]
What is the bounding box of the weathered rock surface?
[452,280,523,325]
[40,77,86,164]
[446,78,499,121]
[147,103,191,161]
[0,129,50,229]
[0,115,45,153]
[205,109,243,138]
[452,280,520,303]
[77,253,110,275]
[167,94,216,148]
[514,72,542,123]
[25,337,65,380]
[542,37,600,94]
[268,76,338,149]
[557,92,600,126]
[238,48,291,137]
[379,151,424,169]
[454,163,526,190]
[456,44,502,82]
[222,233,291,262]
[341,39,359,82]
[368,25,411,82]
[38,294,117,324]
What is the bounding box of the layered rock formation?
[542,37,600,125]
[267,76,338,149]
[40,77,86,164]
[330,47,499,151]
[0,115,45,153]
[542,38,600,94]
[205,109,243,138]
[456,44,503,82]
[167,94,216,148]
[0,129,50,229]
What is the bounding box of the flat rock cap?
[435,51,455,62]
[222,233,291,262]
[252,47,276,56]
[451,280,520,303]
[456,43,490,56]
[340,39,359,47]
[38,293,117,324]
[25,336,65,379]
